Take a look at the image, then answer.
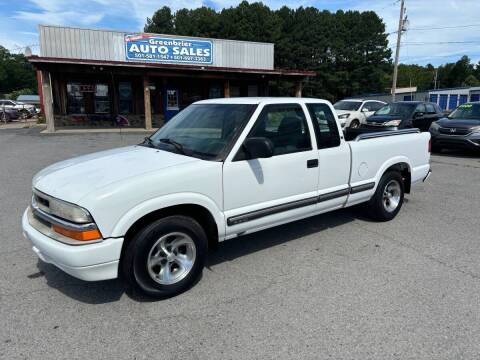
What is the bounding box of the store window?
[118,82,133,114]
[66,82,85,114]
[94,84,110,114]
[167,90,179,110]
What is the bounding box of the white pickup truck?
[22,98,431,298]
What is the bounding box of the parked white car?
[334,99,387,128]
[22,97,431,298]
[0,99,36,118]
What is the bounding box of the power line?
[408,23,480,31]
[388,23,480,35]
[379,0,401,11]
[4,44,39,53]
[402,40,480,46]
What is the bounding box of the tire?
[366,171,404,221]
[122,215,208,298]
[19,110,30,119]
[349,119,360,129]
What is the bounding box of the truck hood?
[33,146,199,203]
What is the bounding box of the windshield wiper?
[159,138,186,155]
[141,136,156,148]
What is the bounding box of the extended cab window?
[245,104,312,156]
[306,103,340,149]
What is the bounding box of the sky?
[1,0,480,66]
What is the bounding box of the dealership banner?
[125,34,213,65]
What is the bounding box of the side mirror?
[415,112,425,118]
[243,137,274,159]
[361,108,369,112]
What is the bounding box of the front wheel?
[366,171,404,221]
[122,215,207,298]
[349,119,360,129]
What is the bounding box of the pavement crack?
[355,223,480,282]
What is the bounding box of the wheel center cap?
[167,253,175,262]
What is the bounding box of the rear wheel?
[122,215,207,298]
[366,171,404,221]
[349,119,360,129]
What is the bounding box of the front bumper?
[22,208,123,281]
[431,133,480,150]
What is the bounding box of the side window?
[361,102,371,112]
[415,104,426,113]
[246,104,312,157]
[306,103,341,149]
[425,104,435,113]
[370,102,384,111]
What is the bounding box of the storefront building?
[28,25,314,132]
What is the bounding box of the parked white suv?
[334,99,387,128]
[0,99,36,118]
[22,97,431,298]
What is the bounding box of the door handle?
[307,159,318,168]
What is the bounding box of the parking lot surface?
[1,128,480,360]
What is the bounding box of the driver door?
[222,103,319,237]
[412,103,429,131]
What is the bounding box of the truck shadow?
[38,207,363,304]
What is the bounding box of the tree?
[0,46,37,95]
[464,74,480,87]
[143,4,393,100]
[145,7,174,34]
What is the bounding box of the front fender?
[110,193,225,239]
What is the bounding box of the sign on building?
[125,34,213,65]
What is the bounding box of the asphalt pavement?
[1,128,480,359]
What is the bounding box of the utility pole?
[434,68,438,89]
[392,0,406,102]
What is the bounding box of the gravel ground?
[1,128,480,360]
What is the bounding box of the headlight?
[338,113,350,119]
[384,120,402,126]
[32,190,93,223]
[429,122,440,132]
[472,126,480,134]
[32,190,101,241]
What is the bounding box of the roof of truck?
[195,97,330,105]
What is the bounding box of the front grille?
[438,127,471,136]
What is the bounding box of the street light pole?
[392,0,405,102]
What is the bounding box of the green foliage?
[144,2,391,101]
[8,88,35,100]
[0,46,37,95]
[398,56,480,90]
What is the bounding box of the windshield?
[448,103,480,120]
[333,101,361,111]
[149,103,257,160]
[374,103,416,119]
